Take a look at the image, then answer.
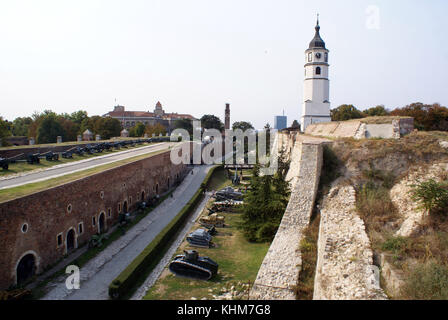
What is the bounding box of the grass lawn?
[143,169,267,300]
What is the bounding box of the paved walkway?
[0,142,175,189]
[41,165,212,300]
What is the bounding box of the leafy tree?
[364,105,389,117]
[232,121,254,132]
[200,114,224,131]
[36,112,66,144]
[129,122,146,137]
[391,102,448,131]
[145,123,167,137]
[97,117,121,139]
[12,117,33,137]
[173,118,193,135]
[331,104,365,121]
[0,117,12,145]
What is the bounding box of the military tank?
[199,213,225,228]
[186,228,213,248]
[169,250,218,281]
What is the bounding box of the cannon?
[0,157,9,170]
[186,228,214,248]
[169,250,218,281]
[61,151,73,159]
[43,151,59,161]
[26,153,40,164]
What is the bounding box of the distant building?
[274,115,287,130]
[103,101,197,133]
[225,103,230,130]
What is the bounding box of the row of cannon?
[0,137,172,170]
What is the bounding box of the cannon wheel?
[2,163,8,170]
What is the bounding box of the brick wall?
[0,150,188,289]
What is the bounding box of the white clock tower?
[300,16,331,132]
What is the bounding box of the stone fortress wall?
[305,117,414,140]
[0,150,188,290]
[313,184,387,300]
[250,133,324,299]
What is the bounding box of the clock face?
[315,53,322,59]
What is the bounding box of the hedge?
[108,165,220,299]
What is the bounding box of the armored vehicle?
[169,250,218,281]
[199,213,225,228]
[214,187,243,201]
[186,228,213,248]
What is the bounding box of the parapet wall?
[249,135,323,299]
[305,117,414,140]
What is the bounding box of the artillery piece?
[199,213,225,228]
[169,250,218,281]
[0,157,9,170]
[26,153,40,164]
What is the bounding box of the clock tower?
[300,16,331,132]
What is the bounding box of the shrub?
[402,262,448,300]
[410,179,448,216]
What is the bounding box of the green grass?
[0,149,167,203]
[143,212,269,300]
[206,167,233,191]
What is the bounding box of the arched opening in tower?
[66,229,76,252]
[98,212,105,234]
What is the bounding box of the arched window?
[316,67,321,75]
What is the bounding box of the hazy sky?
[1,0,447,129]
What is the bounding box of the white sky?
[1,0,447,129]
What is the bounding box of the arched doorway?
[141,191,145,202]
[98,212,105,234]
[167,178,170,188]
[123,201,128,213]
[16,254,36,285]
[155,184,159,195]
[67,229,76,252]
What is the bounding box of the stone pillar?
[159,133,163,137]
[144,133,148,138]
[57,136,62,144]
[152,133,155,137]
[77,135,82,142]
[29,137,35,145]
[95,134,101,141]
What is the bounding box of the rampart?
[0,150,188,289]
[249,134,324,299]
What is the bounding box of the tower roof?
[308,15,326,49]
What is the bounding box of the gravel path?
[41,165,212,300]
[131,193,212,300]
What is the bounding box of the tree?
[331,104,365,121]
[291,120,300,130]
[232,121,254,132]
[391,102,448,131]
[97,117,122,139]
[241,150,290,242]
[364,105,389,117]
[129,122,146,137]
[145,123,167,137]
[173,118,193,135]
[0,117,12,145]
[200,114,224,131]
[12,117,33,137]
[36,113,66,144]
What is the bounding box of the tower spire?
[317,13,319,26]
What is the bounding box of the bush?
[381,236,409,255]
[402,262,448,300]
[410,179,448,216]
[255,222,279,243]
